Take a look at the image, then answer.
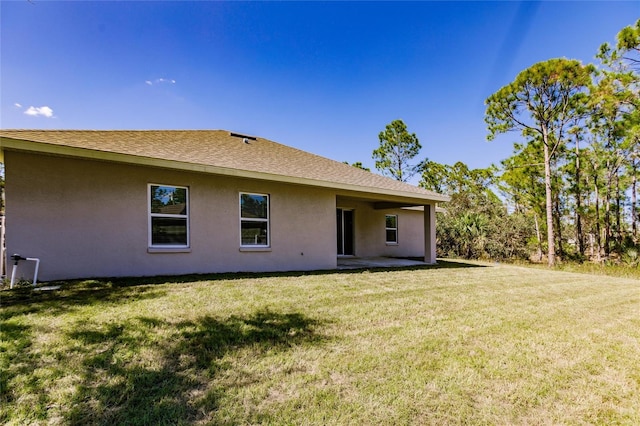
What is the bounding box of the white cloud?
[146,78,176,86]
[14,103,22,108]
[24,106,54,118]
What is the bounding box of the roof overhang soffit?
[374,201,426,210]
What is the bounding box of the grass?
[549,260,640,280]
[509,258,640,280]
[1,261,639,425]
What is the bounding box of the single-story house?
[0,130,449,281]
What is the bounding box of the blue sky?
[1,1,638,176]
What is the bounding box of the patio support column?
[424,203,436,264]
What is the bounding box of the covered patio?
[335,194,440,265]
[337,256,427,270]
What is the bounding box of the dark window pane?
[386,229,397,243]
[241,221,268,246]
[151,186,187,215]
[151,217,188,245]
[385,215,397,229]
[241,194,267,219]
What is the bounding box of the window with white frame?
[149,184,189,247]
[240,192,269,247]
[385,214,398,244]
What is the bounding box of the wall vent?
[229,132,257,142]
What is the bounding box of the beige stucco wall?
[5,151,337,280]
[336,198,425,258]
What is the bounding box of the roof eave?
[0,137,451,204]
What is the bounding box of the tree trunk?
[542,130,556,267]
[615,170,621,250]
[574,139,584,256]
[396,135,403,182]
[633,160,638,241]
[594,174,602,262]
[604,165,612,257]
[534,213,543,262]
[554,188,564,259]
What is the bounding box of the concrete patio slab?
[337,256,426,270]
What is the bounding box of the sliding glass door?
[336,208,354,256]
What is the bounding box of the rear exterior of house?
[0,130,448,281]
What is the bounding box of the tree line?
[369,21,639,266]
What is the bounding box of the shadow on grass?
[0,281,167,320]
[0,259,486,321]
[402,258,488,269]
[3,310,326,425]
[4,258,486,289]
[67,310,325,425]
[0,321,32,410]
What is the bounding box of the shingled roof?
[0,130,449,203]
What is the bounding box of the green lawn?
[1,261,639,425]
